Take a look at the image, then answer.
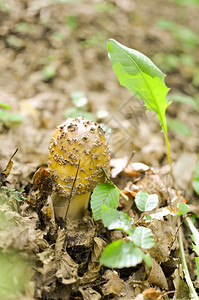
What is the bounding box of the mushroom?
[48,116,110,221]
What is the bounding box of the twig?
[64,159,81,223]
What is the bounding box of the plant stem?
[163,129,174,184]
[178,223,199,300]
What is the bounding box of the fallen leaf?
[148,219,176,262]
[101,270,124,296]
[147,258,168,290]
[172,268,190,299]
[79,287,101,300]
[80,237,106,284]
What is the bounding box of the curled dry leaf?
[101,270,124,296]
[147,258,168,290]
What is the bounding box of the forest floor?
[0,0,199,299]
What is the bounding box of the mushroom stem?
[52,192,91,220]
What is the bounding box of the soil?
[0,0,199,299]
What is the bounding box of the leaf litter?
[0,0,199,299]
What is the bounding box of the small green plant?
[173,0,199,6]
[91,179,158,268]
[157,19,198,49]
[107,39,173,179]
[0,103,23,126]
[193,160,199,195]
[0,187,33,299]
[64,91,95,120]
[6,35,24,49]
[167,118,191,136]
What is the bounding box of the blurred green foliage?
[0,250,34,300]
[64,91,95,120]
[167,118,191,136]
[173,0,199,5]
[0,187,34,299]
[0,103,24,126]
[6,35,24,49]
[157,19,198,48]
[0,1,11,13]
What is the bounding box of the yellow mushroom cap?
[48,116,110,197]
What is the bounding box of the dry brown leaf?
[148,219,176,262]
[172,268,190,299]
[135,288,162,300]
[101,270,124,296]
[147,258,168,290]
[79,287,101,300]
[80,237,106,284]
[56,252,78,285]
[0,193,48,252]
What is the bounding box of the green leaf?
[100,240,143,268]
[167,94,199,112]
[43,65,56,80]
[0,250,34,299]
[135,190,158,212]
[186,217,199,248]
[195,257,199,278]
[193,162,199,195]
[129,226,155,249]
[167,118,191,136]
[101,205,133,234]
[107,39,170,132]
[71,91,88,108]
[145,214,152,221]
[119,190,129,201]
[192,244,199,256]
[0,109,23,124]
[91,183,119,221]
[0,102,10,110]
[143,253,152,268]
[176,202,189,217]
[64,107,94,120]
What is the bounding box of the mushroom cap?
[48,116,110,197]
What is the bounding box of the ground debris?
[101,270,124,297]
[147,258,168,290]
[80,237,106,284]
[79,287,101,300]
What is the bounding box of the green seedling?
[0,1,11,13]
[6,35,24,49]
[64,91,94,120]
[43,65,56,80]
[0,103,23,126]
[157,19,198,48]
[173,0,199,6]
[167,118,191,136]
[65,15,78,31]
[167,93,199,112]
[91,183,158,268]
[107,39,173,180]
[193,161,199,195]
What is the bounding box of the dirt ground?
[0,0,199,299]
